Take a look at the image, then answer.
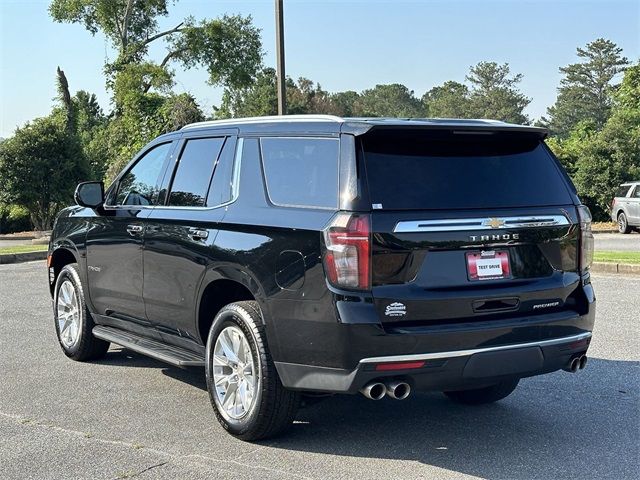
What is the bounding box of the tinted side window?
[616,185,631,197]
[168,137,225,207]
[207,137,237,206]
[634,186,640,198]
[260,137,339,209]
[115,143,172,206]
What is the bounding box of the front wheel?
[618,212,631,234]
[205,301,299,441]
[53,263,110,361]
[443,378,520,405]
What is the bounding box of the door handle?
[188,228,209,241]
[126,224,144,235]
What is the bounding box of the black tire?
[618,212,631,234]
[443,378,519,405]
[53,263,110,361]
[205,301,299,441]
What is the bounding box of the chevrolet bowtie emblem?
[485,218,505,229]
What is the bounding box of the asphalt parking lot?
[1,261,638,480]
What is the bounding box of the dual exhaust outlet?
[362,355,588,398]
[360,380,411,400]
[564,354,588,373]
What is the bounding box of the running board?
[92,325,205,368]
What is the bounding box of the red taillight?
[578,205,594,272]
[375,361,425,371]
[322,213,371,290]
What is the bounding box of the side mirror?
[74,181,104,209]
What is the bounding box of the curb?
[591,262,640,275]
[0,235,36,241]
[0,251,47,265]
[592,230,619,234]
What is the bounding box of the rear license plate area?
[466,250,511,281]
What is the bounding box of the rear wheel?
[53,263,110,361]
[443,378,519,405]
[618,212,631,234]
[205,301,299,441]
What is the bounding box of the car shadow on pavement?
[94,350,638,479]
[265,357,638,480]
[99,347,208,390]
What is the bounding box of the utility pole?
[275,0,286,115]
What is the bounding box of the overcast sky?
[1,0,638,138]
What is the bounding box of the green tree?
[0,116,88,230]
[214,68,283,118]
[355,84,424,117]
[54,67,110,179]
[466,62,530,123]
[544,38,629,137]
[549,64,640,219]
[49,1,263,107]
[73,90,109,178]
[214,68,348,118]
[158,93,205,133]
[330,90,360,117]
[422,81,473,118]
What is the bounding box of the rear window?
[362,131,573,210]
[615,185,631,198]
[260,137,339,209]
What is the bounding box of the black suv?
[48,115,596,440]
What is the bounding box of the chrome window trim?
[393,215,571,233]
[259,136,340,211]
[359,332,591,364]
[104,137,244,212]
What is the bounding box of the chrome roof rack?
[182,114,345,130]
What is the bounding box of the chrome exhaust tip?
[385,380,411,400]
[360,382,386,400]
[579,355,587,370]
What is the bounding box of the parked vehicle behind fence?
[48,115,596,440]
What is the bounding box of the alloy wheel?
[57,280,81,348]
[618,213,627,233]
[212,325,258,421]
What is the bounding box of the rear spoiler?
[342,119,548,139]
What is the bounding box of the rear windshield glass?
[615,185,631,198]
[362,131,573,210]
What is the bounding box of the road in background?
[0,239,34,247]
[0,261,638,480]
[594,232,639,252]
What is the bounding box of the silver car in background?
[611,181,640,233]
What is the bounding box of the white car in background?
[611,181,640,233]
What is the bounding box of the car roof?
[621,181,640,186]
[180,114,548,137]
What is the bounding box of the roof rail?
[181,114,345,130]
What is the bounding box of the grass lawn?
[0,245,47,255]
[594,251,640,264]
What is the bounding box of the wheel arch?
[196,266,268,345]
[49,246,79,295]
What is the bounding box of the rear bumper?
[272,276,595,394]
[275,330,592,394]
